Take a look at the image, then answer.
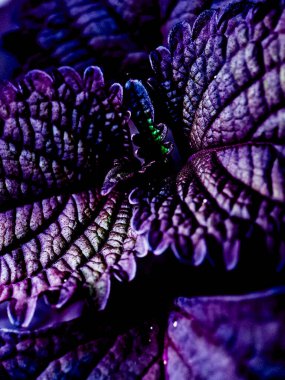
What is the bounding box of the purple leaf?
[1,287,285,379]
[0,66,139,327]
[2,0,251,80]
[130,2,285,269]
[4,0,161,79]
[0,314,163,379]
[165,288,285,379]
[159,0,270,43]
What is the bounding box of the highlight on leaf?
[1,286,284,379]
[130,1,285,270]
[165,287,285,380]
[0,1,284,379]
[0,65,139,328]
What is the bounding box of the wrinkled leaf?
[0,312,163,379]
[4,0,161,79]
[1,287,285,379]
[0,1,285,378]
[2,0,254,80]
[130,1,285,270]
[0,66,138,327]
[165,288,285,379]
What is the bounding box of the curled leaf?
[2,286,285,379]
[0,66,138,327]
[131,2,285,270]
[3,0,250,80]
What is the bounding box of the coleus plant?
[0,0,284,378]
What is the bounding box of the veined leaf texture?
[0,66,138,327]
[0,0,284,379]
[130,2,285,270]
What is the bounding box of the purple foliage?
[3,0,265,79]
[0,66,138,327]
[165,289,285,379]
[0,0,284,379]
[0,314,163,379]
[130,1,285,269]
